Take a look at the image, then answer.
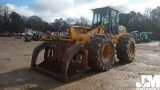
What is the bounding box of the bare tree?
[0,4,11,33]
[66,18,74,24]
[144,8,152,19]
[66,16,90,26]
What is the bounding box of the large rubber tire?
[116,35,135,63]
[88,34,115,71]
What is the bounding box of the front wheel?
[88,34,115,71]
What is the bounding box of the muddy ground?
[0,37,160,90]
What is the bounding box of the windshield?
[92,8,109,29]
[93,9,109,24]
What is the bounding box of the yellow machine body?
[31,6,135,82]
[68,24,127,45]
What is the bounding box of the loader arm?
[68,24,104,45]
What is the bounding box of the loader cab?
[92,6,119,35]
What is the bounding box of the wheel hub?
[130,42,135,56]
[103,43,113,61]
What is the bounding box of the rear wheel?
[88,34,115,71]
[116,35,135,63]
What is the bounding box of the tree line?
[1,3,160,34]
[119,7,160,34]
[0,4,90,33]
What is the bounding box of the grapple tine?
[31,38,88,82]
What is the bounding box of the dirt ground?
[0,37,160,90]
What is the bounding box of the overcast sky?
[0,0,160,22]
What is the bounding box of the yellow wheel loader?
[31,6,135,82]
